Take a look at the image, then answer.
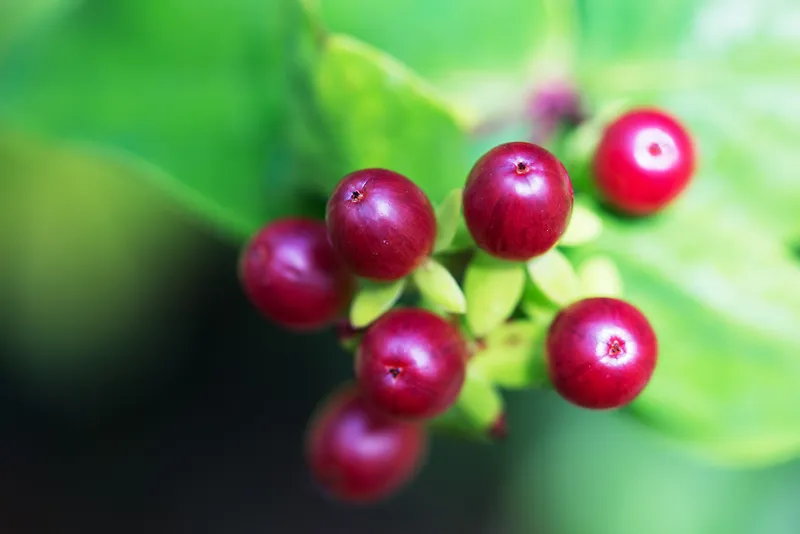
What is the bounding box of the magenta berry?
[592,108,696,215]
[239,218,355,331]
[305,385,427,503]
[546,297,657,409]
[463,142,574,261]
[355,308,467,420]
[326,169,436,281]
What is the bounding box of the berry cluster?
[239,107,695,503]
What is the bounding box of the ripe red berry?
[326,169,436,281]
[239,218,355,330]
[592,108,696,215]
[355,308,467,420]
[463,142,574,261]
[546,297,657,409]
[305,385,427,503]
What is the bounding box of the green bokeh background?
[1,0,799,532]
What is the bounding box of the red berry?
[326,169,436,281]
[355,308,467,420]
[546,297,657,409]
[592,108,696,215]
[239,218,355,331]
[463,142,574,261]
[305,385,427,503]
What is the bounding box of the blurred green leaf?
[0,0,73,52]
[502,396,800,534]
[319,0,574,79]
[471,320,548,389]
[433,188,464,253]
[349,278,406,329]
[0,131,197,385]
[464,252,526,337]
[569,0,800,465]
[526,248,581,307]
[558,202,603,247]
[0,0,474,238]
[578,255,624,298]
[429,368,504,441]
[521,301,558,328]
[412,258,466,315]
[0,0,311,239]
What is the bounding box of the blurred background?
[1,0,800,532]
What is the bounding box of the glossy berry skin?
[305,385,427,504]
[592,108,695,215]
[546,298,657,410]
[239,218,355,331]
[463,142,573,261]
[326,169,436,281]
[355,308,467,420]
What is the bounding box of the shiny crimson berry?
[546,297,657,409]
[239,218,355,330]
[463,142,574,261]
[326,169,436,281]
[592,108,696,215]
[355,308,467,420]
[305,384,427,503]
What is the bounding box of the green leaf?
[429,368,504,441]
[521,301,558,327]
[349,278,406,329]
[433,188,465,253]
[318,0,575,88]
[0,0,311,239]
[578,256,623,298]
[558,202,603,247]
[526,248,581,307]
[0,0,71,52]
[568,0,800,465]
[464,252,526,337]
[412,258,466,315]
[295,32,472,205]
[0,131,198,385]
[470,320,548,389]
[441,217,477,254]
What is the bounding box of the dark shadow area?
[0,230,504,534]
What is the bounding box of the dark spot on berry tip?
[388,368,401,379]
[648,143,663,156]
[350,190,364,202]
[608,338,624,358]
[515,161,528,174]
